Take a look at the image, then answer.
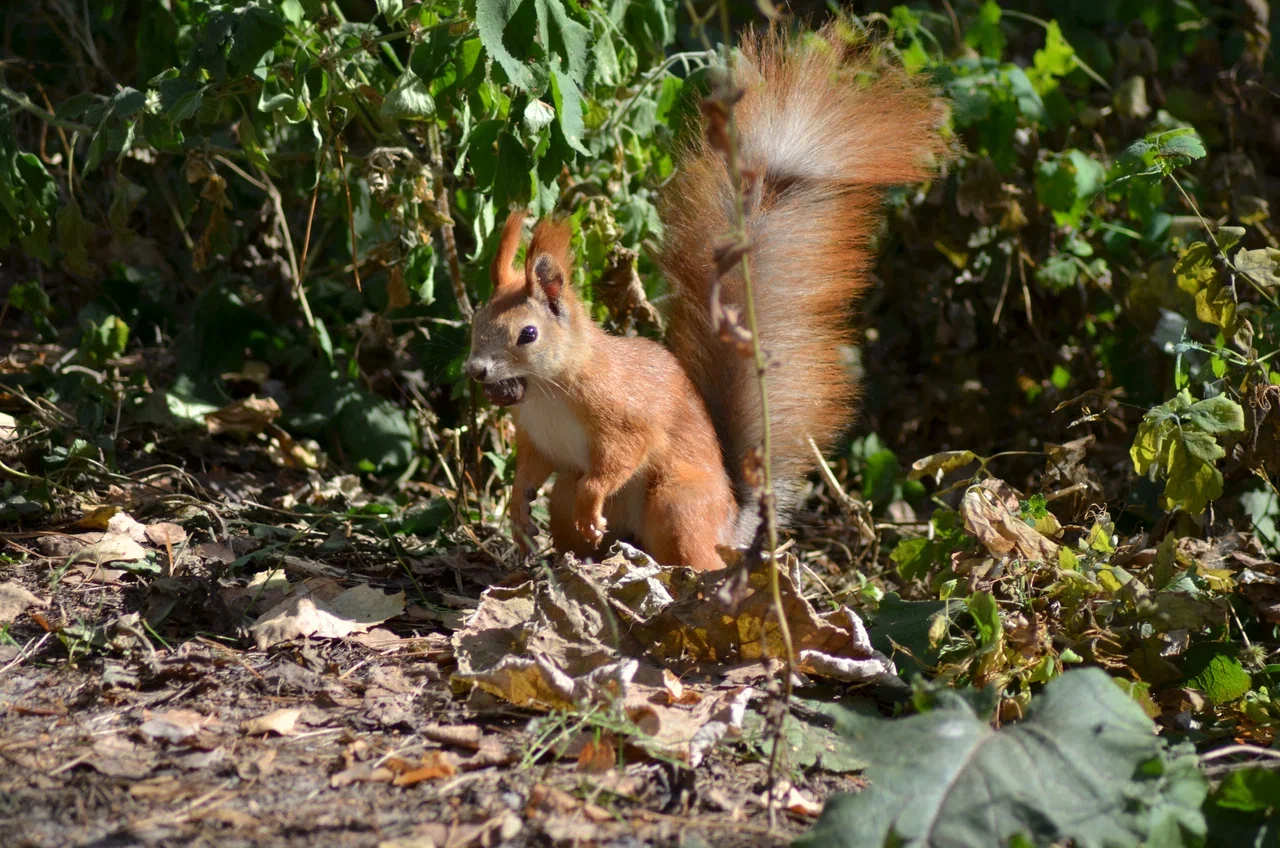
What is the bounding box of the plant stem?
[0,84,93,133]
[713,0,794,830]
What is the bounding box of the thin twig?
[428,123,471,319]
[1200,744,1280,762]
[257,166,315,333]
[711,2,795,827]
[298,146,329,284]
[335,137,362,292]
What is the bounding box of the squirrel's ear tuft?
[525,218,573,316]
[491,210,527,290]
[528,254,566,315]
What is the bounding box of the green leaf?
[1029,20,1076,93]
[1130,390,1244,515]
[966,591,1000,648]
[81,315,131,368]
[228,3,285,76]
[867,594,951,678]
[534,0,591,85]
[964,1,1005,59]
[476,0,539,92]
[523,98,555,134]
[337,393,416,473]
[742,697,875,775]
[491,130,532,208]
[380,69,436,121]
[57,201,92,277]
[1186,395,1246,434]
[861,448,900,506]
[549,66,589,156]
[1035,149,1105,228]
[1181,643,1252,705]
[796,668,1207,848]
[376,0,404,23]
[1159,131,1206,161]
[1214,767,1280,813]
[1235,246,1280,291]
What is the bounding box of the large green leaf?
[1130,390,1245,515]
[476,0,539,92]
[797,668,1207,848]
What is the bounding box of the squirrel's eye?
[517,325,538,345]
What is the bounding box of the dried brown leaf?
[241,708,302,737]
[0,581,47,624]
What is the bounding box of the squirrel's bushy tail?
[659,26,949,541]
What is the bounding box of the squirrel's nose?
[466,361,488,382]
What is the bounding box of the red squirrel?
[465,28,947,571]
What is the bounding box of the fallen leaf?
[350,627,406,652]
[0,581,47,624]
[107,511,150,543]
[139,709,217,743]
[65,505,119,532]
[197,541,236,564]
[390,750,456,786]
[661,669,701,705]
[576,735,616,773]
[64,565,127,585]
[145,522,188,547]
[237,748,278,780]
[242,708,302,737]
[68,533,149,567]
[421,724,484,750]
[330,763,397,788]
[757,780,823,818]
[84,734,155,778]
[960,479,1060,562]
[249,584,405,649]
[205,395,281,437]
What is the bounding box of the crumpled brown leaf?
[452,546,892,765]
[68,533,149,567]
[249,583,405,649]
[84,734,156,778]
[0,581,47,624]
[205,395,281,437]
[145,522,188,547]
[139,708,219,743]
[960,479,1060,562]
[241,708,301,737]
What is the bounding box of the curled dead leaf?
[242,708,302,737]
[205,396,281,437]
[145,522,188,548]
[960,480,1060,562]
[0,581,48,624]
[388,750,456,786]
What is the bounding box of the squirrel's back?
[659,26,949,541]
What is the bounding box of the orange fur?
[467,26,948,568]
[661,26,949,541]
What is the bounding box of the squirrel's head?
[466,212,585,406]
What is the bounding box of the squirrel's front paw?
[575,509,607,547]
[509,502,539,553]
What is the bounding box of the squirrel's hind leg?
[640,475,733,572]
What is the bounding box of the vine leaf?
[1130,390,1245,515]
[797,668,1207,848]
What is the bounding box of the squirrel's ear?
[528,254,566,316]
[524,219,573,316]
[491,210,527,290]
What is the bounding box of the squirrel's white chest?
[515,387,591,472]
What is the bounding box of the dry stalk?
[335,136,362,292]
[705,1,795,827]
